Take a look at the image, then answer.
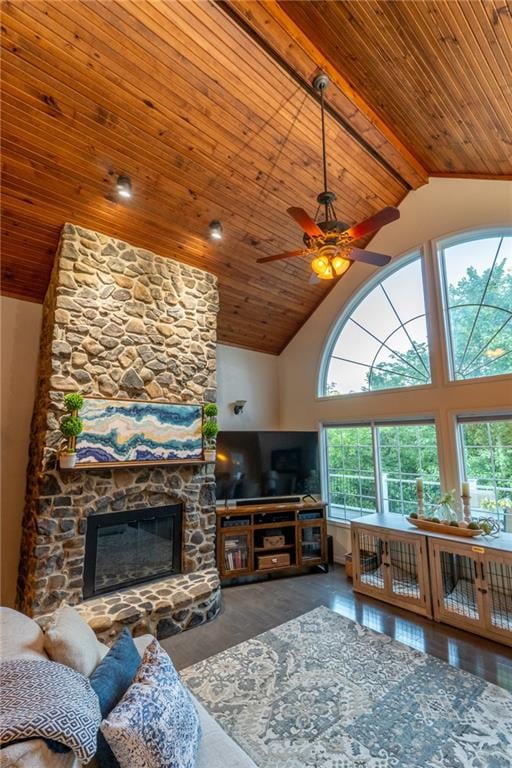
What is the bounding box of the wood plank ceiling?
[276,0,512,177]
[1,1,510,354]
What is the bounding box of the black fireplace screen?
[83,504,182,598]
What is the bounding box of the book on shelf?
[224,542,248,571]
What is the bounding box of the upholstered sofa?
[0,607,256,768]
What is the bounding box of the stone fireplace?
[17,224,221,641]
[83,503,183,598]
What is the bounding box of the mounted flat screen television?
[215,431,320,503]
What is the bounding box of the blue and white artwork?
[76,399,203,465]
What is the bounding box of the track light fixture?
[116,175,132,199]
[209,220,223,241]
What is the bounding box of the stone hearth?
[17,223,220,640]
[38,569,220,644]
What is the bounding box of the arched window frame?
[435,225,512,384]
[318,248,434,399]
[318,225,512,528]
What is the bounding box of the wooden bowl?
[406,517,481,537]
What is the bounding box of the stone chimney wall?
[17,224,219,617]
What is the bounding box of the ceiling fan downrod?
[313,73,336,224]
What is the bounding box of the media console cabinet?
[351,514,512,647]
[216,501,328,583]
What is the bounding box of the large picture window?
[325,426,376,521]
[325,421,440,522]
[458,416,512,530]
[321,254,431,396]
[439,231,512,381]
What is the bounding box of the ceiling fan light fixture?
[311,254,330,276]
[318,263,334,280]
[331,255,350,276]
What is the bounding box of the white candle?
[416,478,424,494]
[462,481,470,497]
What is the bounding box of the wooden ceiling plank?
[8,0,487,352]
[333,1,495,173]
[4,5,396,231]
[1,168,323,309]
[228,0,428,187]
[122,0,406,207]
[47,3,404,208]
[4,110,328,300]
[2,5,400,268]
[233,6,425,190]
[279,0,511,176]
[378,2,503,173]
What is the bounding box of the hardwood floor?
[162,565,512,691]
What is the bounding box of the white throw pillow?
[0,607,46,662]
[44,605,109,677]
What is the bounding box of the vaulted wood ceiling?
[279,0,512,177]
[1,1,510,354]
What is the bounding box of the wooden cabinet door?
[480,551,512,646]
[430,539,486,634]
[298,520,326,566]
[352,525,389,599]
[387,532,431,616]
[218,529,252,578]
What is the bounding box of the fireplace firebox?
[83,504,182,598]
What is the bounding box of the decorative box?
[257,553,290,570]
[263,534,285,549]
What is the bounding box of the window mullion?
[372,423,383,514]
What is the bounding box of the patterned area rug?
[181,606,512,768]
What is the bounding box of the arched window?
[438,230,512,381]
[320,253,431,396]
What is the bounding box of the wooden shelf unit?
[216,501,328,582]
[351,514,512,646]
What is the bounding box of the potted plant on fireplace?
[202,403,218,463]
[59,392,84,469]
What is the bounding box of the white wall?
[1,297,43,606]
[278,178,512,560]
[216,344,279,430]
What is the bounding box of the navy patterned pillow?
[90,628,141,768]
[100,640,201,768]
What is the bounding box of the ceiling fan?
[257,73,400,282]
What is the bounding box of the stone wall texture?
[17,224,219,630]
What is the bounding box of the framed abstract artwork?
[75,398,203,467]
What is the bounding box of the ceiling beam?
[224,0,429,190]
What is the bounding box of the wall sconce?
[233,400,246,415]
[116,175,132,199]
[209,220,223,241]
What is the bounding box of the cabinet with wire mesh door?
[429,538,512,647]
[351,520,432,618]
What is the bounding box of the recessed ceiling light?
[209,220,223,241]
[116,175,132,199]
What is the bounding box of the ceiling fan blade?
[345,206,400,241]
[287,207,323,237]
[349,247,392,267]
[256,249,304,264]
